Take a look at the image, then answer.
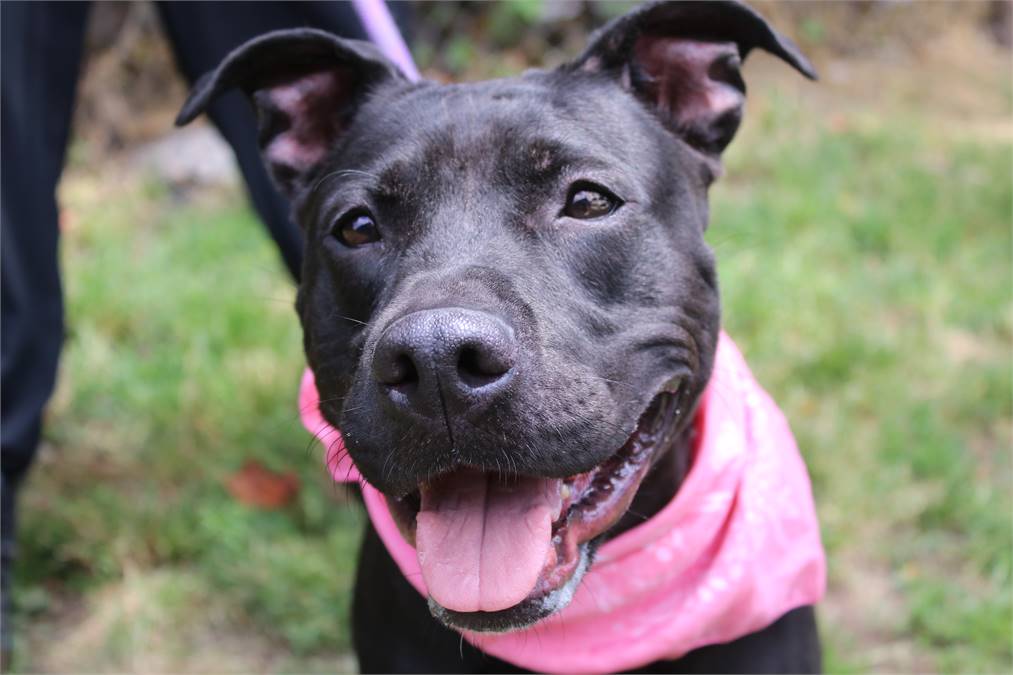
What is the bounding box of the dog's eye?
[562,183,622,219]
[333,210,381,247]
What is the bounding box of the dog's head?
[178,0,814,632]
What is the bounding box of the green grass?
[14,184,364,670]
[714,92,1012,672]
[12,96,1012,671]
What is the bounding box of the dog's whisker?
[297,394,351,418]
[311,168,382,195]
[331,313,368,327]
[312,426,340,445]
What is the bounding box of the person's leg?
[0,0,91,664]
[157,1,412,282]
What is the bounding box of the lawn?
[11,55,1012,675]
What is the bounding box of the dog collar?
[300,332,825,673]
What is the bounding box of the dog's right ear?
[176,29,406,197]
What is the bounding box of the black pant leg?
[0,0,90,658]
[156,1,388,282]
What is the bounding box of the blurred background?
[6,1,1011,672]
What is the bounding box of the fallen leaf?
[226,460,300,509]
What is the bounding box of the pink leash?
[351,0,421,82]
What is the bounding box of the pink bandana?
[300,332,825,673]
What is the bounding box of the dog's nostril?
[380,353,419,387]
[394,354,419,386]
[457,345,510,389]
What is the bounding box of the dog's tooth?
[561,484,571,501]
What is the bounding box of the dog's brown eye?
[334,210,381,247]
[563,183,622,219]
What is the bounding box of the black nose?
[372,308,518,416]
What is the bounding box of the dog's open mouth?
[386,379,688,632]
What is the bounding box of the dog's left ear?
[175,29,406,197]
[569,0,816,158]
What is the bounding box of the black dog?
[178,1,819,672]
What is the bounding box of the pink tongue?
[416,469,560,613]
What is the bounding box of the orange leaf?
[226,460,300,509]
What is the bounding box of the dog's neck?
[610,429,693,538]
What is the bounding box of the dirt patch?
[823,537,938,672]
[24,571,357,674]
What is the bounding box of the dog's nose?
[372,308,518,415]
